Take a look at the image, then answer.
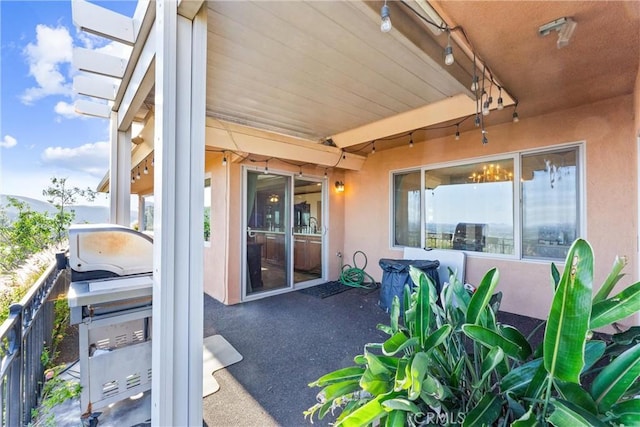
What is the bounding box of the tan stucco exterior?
[203,93,640,327]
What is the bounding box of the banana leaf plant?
[304,239,640,426]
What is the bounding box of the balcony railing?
[0,254,69,426]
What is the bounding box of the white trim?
[73,47,128,79]
[117,23,157,131]
[74,99,111,118]
[71,0,135,45]
[109,115,131,226]
[73,75,117,101]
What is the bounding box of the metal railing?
[0,254,69,426]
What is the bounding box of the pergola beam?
[73,48,128,79]
[73,75,117,101]
[71,0,136,45]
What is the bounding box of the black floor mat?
[298,281,353,298]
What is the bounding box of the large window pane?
[424,160,514,254]
[393,171,421,247]
[522,148,578,259]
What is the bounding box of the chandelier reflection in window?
[469,163,513,183]
[268,194,279,203]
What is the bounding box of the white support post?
[153,0,205,425]
[109,112,131,226]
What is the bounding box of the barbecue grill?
[66,224,153,415]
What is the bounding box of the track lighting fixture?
[444,31,454,66]
[539,17,577,49]
[380,2,392,33]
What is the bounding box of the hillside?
[0,195,136,225]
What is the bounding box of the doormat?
[203,335,243,397]
[298,281,353,298]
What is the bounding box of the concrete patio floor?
[47,285,543,426]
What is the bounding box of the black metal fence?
[0,255,69,426]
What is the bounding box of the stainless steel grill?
[66,224,153,415]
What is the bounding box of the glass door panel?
[293,178,323,285]
[246,172,290,295]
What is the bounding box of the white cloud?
[21,25,73,104]
[41,141,110,177]
[1,135,17,149]
[54,101,80,120]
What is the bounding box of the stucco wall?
[343,95,638,324]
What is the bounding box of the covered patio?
[69,0,640,424]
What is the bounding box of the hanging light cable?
[380,1,392,33]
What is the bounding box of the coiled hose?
[339,250,378,289]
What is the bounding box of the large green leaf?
[381,398,423,415]
[467,268,500,325]
[382,332,417,356]
[592,255,627,303]
[462,324,524,360]
[462,392,503,427]
[337,392,400,427]
[609,399,640,425]
[423,324,452,351]
[547,399,606,427]
[551,263,561,291]
[474,346,504,388]
[590,281,640,329]
[309,366,365,387]
[394,358,410,391]
[408,352,429,400]
[318,380,362,402]
[581,340,606,375]
[590,342,640,412]
[555,380,597,414]
[500,324,532,360]
[360,366,393,396]
[511,407,539,427]
[543,239,593,384]
[502,358,543,395]
[415,270,432,349]
[384,409,407,427]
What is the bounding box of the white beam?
[74,99,111,118]
[152,1,205,425]
[109,112,131,226]
[117,23,157,131]
[178,0,204,20]
[72,0,135,45]
[73,75,118,101]
[332,94,477,148]
[73,47,128,79]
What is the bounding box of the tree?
[42,177,96,242]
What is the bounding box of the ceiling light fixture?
[136,167,141,180]
[497,89,504,110]
[539,17,577,49]
[409,133,414,148]
[380,2,392,33]
[222,153,227,166]
[371,141,376,155]
[144,159,149,174]
[455,125,460,140]
[335,181,345,192]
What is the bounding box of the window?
[425,159,514,255]
[522,148,578,259]
[392,145,581,260]
[204,176,211,243]
[393,171,421,247]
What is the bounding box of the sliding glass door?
[244,170,325,298]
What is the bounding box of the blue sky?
[1,0,136,205]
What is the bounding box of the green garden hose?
[339,250,378,289]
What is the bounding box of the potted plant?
[305,239,640,426]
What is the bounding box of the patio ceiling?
[202,0,639,151]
